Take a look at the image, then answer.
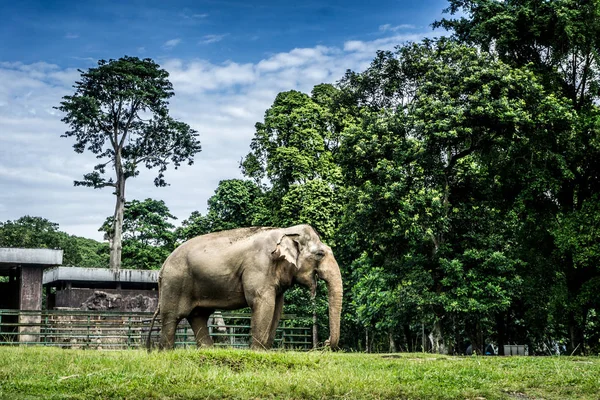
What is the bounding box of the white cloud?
[163,38,182,49]
[180,11,208,19]
[343,33,427,53]
[65,33,79,39]
[200,34,227,44]
[379,24,416,32]
[0,30,434,241]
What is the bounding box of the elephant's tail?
[146,305,160,353]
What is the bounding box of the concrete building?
[0,248,64,342]
[43,267,159,312]
[0,248,63,311]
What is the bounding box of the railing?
[0,309,312,350]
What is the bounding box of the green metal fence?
[0,309,312,350]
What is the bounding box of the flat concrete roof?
[0,248,63,266]
[43,266,159,285]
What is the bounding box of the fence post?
[127,316,131,349]
[87,315,90,349]
[43,313,48,344]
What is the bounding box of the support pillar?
[19,265,44,344]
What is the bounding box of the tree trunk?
[568,308,586,355]
[388,330,397,353]
[402,324,411,352]
[110,171,126,271]
[421,322,427,352]
[565,263,593,355]
[428,317,447,354]
[496,312,506,356]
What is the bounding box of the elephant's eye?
[314,249,326,259]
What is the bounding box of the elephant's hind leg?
[159,312,181,350]
[188,309,214,348]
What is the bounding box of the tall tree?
[338,38,573,353]
[57,56,201,270]
[436,0,600,354]
[242,85,343,190]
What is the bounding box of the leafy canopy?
[57,56,201,188]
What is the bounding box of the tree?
[57,56,201,270]
[435,0,600,355]
[176,179,266,241]
[337,38,573,353]
[100,198,177,270]
[242,85,343,190]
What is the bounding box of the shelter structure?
[0,248,63,342]
[43,267,159,312]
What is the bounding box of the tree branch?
[120,98,140,149]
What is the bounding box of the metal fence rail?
[0,309,312,350]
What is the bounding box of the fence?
[0,309,312,350]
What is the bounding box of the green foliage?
[240,85,347,344]
[242,85,342,189]
[436,0,600,111]
[278,179,342,241]
[435,0,600,355]
[57,56,200,189]
[0,216,108,268]
[101,198,177,269]
[334,37,572,351]
[176,179,267,241]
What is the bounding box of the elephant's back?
[193,226,275,243]
[160,226,279,277]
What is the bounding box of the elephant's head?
[271,224,343,349]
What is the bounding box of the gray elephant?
[147,224,343,350]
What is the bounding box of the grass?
[0,347,599,399]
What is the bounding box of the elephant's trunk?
[318,255,343,350]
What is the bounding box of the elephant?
[147,224,343,350]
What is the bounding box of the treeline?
[3,0,600,355]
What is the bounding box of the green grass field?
[0,347,598,399]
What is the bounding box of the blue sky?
[0,0,449,240]
[1,0,447,65]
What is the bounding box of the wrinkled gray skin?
[151,224,343,350]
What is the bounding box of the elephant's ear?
[271,234,300,269]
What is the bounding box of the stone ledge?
[0,248,63,266]
[43,266,158,285]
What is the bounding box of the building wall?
[55,288,158,312]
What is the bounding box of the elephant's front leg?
[266,293,284,348]
[248,288,277,350]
